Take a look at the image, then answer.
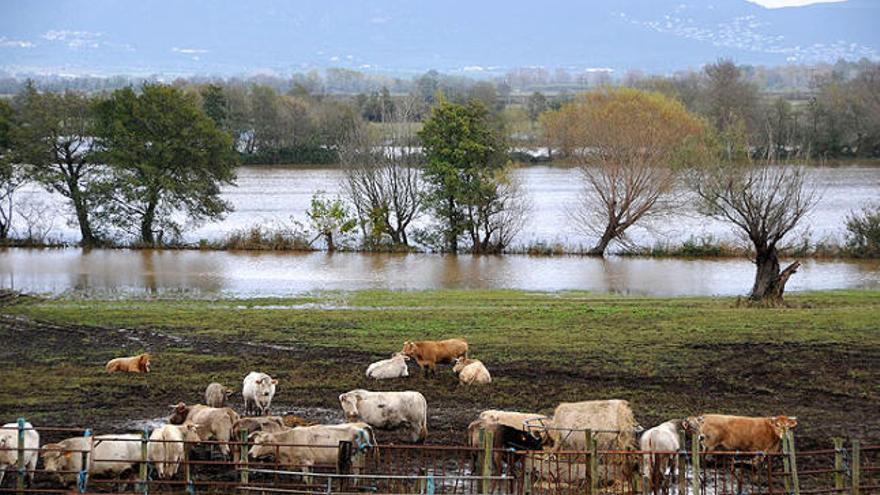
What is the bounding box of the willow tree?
[691,161,817,303]
[542,87,709,255]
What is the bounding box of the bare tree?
[543,88,709,255]
[691,164,818,303]
[340,96,423,248]
[0,162,24,240]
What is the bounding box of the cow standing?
[147,423,201,479]
[640,420,681,492]
[685,414,798,453]
[0,422,39,486]
[401,339,468,378]
[242,372,278,416]
[339,389,428,443]
[168,402,240,457]
[204,382,233,408]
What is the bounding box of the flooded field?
[14,164,880,250]
[1,247,879,297]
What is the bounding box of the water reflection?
[1,247,878,297]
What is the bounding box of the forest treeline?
[1,59,878,302]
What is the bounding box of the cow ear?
[63,451,73,459]
[271,379,278,385]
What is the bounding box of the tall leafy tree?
[94,84,236,245]
[418,99,518,253]
[13,83,103,246]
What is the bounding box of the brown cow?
[105,353,151,373]
[685,414,798,453]
[401,339,468,377]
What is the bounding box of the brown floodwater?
[1,247,878,297]
[13,164,880,249]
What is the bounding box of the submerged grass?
[1,289,878,447]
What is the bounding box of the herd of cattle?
[0,338,799,488]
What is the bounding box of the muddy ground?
[1,291,879,452]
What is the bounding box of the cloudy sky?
[748,0,846,6]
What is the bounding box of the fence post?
[691,429,701,495]
[588,429,598,495]
[481,428,494,495]
[183,435,194,495]
[78,428,91,494]
[16,417,25,494]
[785,430,800,495]
[833,438,844,492]
[678,430,687,495]
[783,432,792,495]
[523,454,532,495]
[239,428,249,486]
[851,440,860,495]
[139,426,149,494]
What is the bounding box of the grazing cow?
[233,416,287,439]
[204,382,233,408]
[105,353,151,373]
[242,372,278,416]
[685,414,798,453]
[0,422,39,486]
[42,434,142,486]
[640,420,681,490]
[168,402,240,457]
[249,423,375,484]
[401,339,468,377]
[366,353,409,379]
[147,423,200,479]
[338,389,427,443]
[453,357,491,385]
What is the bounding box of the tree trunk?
[326,232,335,252]
[70,186,96,247]
[141,201,157,245]
[588,224,617,256]
[750,247,801,304]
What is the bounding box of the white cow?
[148,423,201,479]
[639,420,681,482]
[365,353,409,379]
[242,372,278,416]
[249,423,375,483]
[338,389,427,443]
[0,422,40,486]
[453,357,491,385]
[42,434,142,486]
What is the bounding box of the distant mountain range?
[1,0,877,77]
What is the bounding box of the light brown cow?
[685,414,798,453]
[168,402,240,457]
[401,339,468,377]
[105,353,151,373]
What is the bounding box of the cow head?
[401,341,417,357]
[681,416,703,433]
[339,391,361,422]
[452,357,470,374]
[139,353,152,373]
[224,388,234,398]
[168,402,190,424]
[180,422,203,443]
[392,352,410,361]
[248,431,276,460]
[770,416,798,437]
[256,377,278,398]
[41,443,75,473]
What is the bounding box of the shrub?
[845,205,880,258]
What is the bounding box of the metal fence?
[1,421,878,494]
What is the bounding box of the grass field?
[1,289,878,449]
